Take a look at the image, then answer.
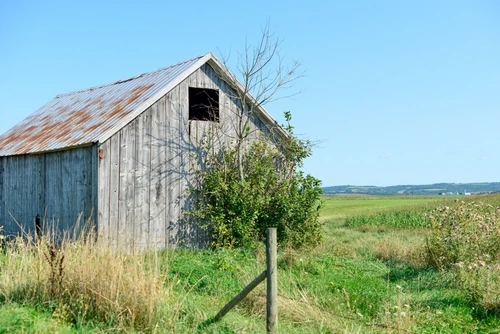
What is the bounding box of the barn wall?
[97,63,273,249]
[0,146,96,238]
[0,158,4,234]
[0,154,43,235]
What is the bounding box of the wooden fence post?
[266,228,277,333]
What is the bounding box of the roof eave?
[0,142,96,158]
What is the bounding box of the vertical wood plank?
[10,156,20,234]
[178,81,189,246]
[142,112,152,248]
[118,128,127,247]
[134,114,144,248]
[98,141,111,242]
[0,158,4,235]
[149,96,167,248]
[159,96,168,248]
[109,135,121,247]
[25,155,44,235]
[89,145,98,232]
[71,149,83,235]
[33,155,44,234]
[3,156,21,234]
[164,92,172,248]
[40,154,46,230]
[15,156,25,233]
[44,152,61,235]
[118,121,136,248]
[134,110,151,249]
[19,156,27,232]
[166,86,180,247]
[58,151,69,233]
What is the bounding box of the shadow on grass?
[384,259,456,291]
[380,258,500,324]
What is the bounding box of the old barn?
[0,53,282,248]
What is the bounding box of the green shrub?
[189,113,323,249]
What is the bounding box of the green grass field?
[320,195,449,222]
[1,194,500,333]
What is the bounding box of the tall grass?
[0,227,166,332]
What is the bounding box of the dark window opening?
[189,87,219,122]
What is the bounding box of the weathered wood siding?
[0,146,97,238]
[98,63,271,249]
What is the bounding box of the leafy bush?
[189,113,323,249]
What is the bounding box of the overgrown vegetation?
[426,199,500,315]
[3,195,500,332]
[190,112,323,249]
[426,200,500,269]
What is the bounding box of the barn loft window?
[189,87,219,122]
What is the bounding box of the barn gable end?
[97,63,273,248]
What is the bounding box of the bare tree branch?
[211,23,305,184]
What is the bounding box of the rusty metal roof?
[0,54,210,156]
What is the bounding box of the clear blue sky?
[1,1,499,187]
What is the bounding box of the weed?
[426,200,500,269]
[426,198,500,316]
[43,242,65,298]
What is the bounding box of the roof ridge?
[55,54,208,98]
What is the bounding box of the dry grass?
[0,228,166,332]
[374,234,428,268]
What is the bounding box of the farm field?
[319,195,448,223]
[1,194,500,333]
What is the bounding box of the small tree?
[189,25,322,248]
[215,23,303,184]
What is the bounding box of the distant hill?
[322,182,500,195]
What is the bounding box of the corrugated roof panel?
[0,55,205,156]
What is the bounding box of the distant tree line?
[323,182,500,196]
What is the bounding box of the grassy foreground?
[1,194,500,333]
